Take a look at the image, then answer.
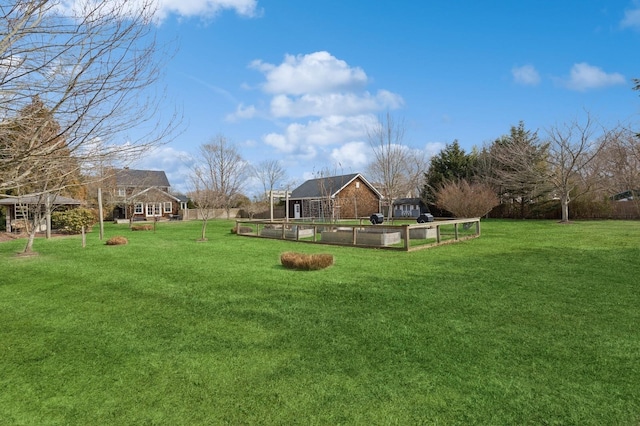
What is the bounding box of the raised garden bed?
[321,229,402,246]
[260,226,315,239]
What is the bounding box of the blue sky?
[125,0,640,194]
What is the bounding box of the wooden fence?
[234,218,481,252]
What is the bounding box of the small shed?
[1,194,82,233]
[392,197,429,218]
[288,173,382,220]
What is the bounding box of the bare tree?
[0,0,178,194]
[195,135,248,220]
[245,196,269,219]
[546,113,612,223]
[595,127,640,214]
[366,113,419,219]
[435,180,499,218]
[188,168,219,241]
[634,78,640,138]
[252,159,286,200]
[488,122,552,218]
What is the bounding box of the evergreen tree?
[422,140,477,203]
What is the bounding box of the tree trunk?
[45,194,52,239]
[560,194,570,223]
[200,219,208,240]
[22,218,38,254]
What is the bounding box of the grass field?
[1,219,639,425]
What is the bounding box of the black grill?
[417,213,434,223]
[370,213,384,224]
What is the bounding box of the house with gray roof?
[108,168,188,221]
[288,173,382,220]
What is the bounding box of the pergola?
[0,194,82,233]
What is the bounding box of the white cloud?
[55,0,259,23]
[424,142,446,159]
[264,133,294,153]
[270,90,404,118]
[225,103,257,121]
[244,51,405,171]
[264,114,377,157]
[251,51,368,95]
[563,63,625,91]
[330,141,369,170]
[512,64,540,86]
[621,5,640,29]
[157,0,259,21]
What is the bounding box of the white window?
[163,202,172,213]
[118,188,126,197]
[134,203,143,214]
[146,203,161,216]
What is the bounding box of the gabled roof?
[130,186,183,202]
[0,194,82,205]
[290,173,382,199]
[393,197,424,206]
[115,169,170,188]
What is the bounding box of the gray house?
[108,168,188,220]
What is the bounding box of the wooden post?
[285,191,289,222]
[81,226,86,248]
[269,190,274,222]
[436,225,441,243]
[352,227,357,245]
[98,187,104,240]
[403,225,410,251]
[454,223,459,240]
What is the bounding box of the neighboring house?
[109,168,188,220]
[288,173,382,220]
[392,197,429,218]
[611,189,639,201]
[0,194,82,233]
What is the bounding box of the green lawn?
[1,219,639,425]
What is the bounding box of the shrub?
[51,208,97,234]
[435,180,499,218]
[105,236,128,245]
[280,252,334,271]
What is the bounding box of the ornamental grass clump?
[105,236,128,245]
[280,252,334,271]
[231,226,253,234]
